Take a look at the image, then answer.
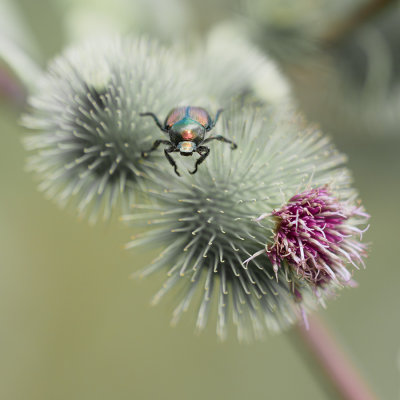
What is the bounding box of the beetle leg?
[208,109,224,130]
[140,112,168,133]
[142,140,171,157]
[164,146,180,177]
[189,146,210,175]
[202,135,237,149]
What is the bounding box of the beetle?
[140,106,237,176]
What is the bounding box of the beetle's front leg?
[140,112,168,132]
[142,140,171,158]
[164,146,180,177]
[189,146,210,175]
[202,135,237,149]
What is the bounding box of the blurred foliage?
[240,0,369,61]
[240,0,400,139]
[0,0,42,90]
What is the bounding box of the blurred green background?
[1,0,400,399]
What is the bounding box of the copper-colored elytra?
[182,130,195,140]
[188,108,209,126]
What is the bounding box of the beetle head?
[177,141,196,156]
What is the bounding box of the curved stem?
[288,314,378,400]
[322,0,396,45]
[0,66,26,105]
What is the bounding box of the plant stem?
[0,66,26,105]
[322,0,396,45]
[288,314,378,400]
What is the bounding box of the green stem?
[0,66,26,105]
[288,314,378,400]
[322,0,397,45]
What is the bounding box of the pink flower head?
[260,187,369,286]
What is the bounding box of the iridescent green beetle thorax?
[170,117,205,147]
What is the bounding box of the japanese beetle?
[140,106,237,176]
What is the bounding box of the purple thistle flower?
[251,187,369,287]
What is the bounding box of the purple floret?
[258,187,369,286]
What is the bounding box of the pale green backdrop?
[1,0,399,399]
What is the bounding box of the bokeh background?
[1,0,399,399]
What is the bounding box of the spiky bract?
[22,36,202,222]
[124,103,355,341]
